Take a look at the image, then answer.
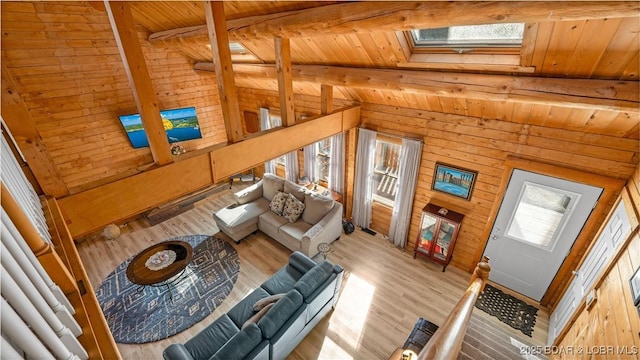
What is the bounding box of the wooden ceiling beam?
[275,37,295,127]
[204,1,243,143]
[194,62,639,113]
[321,84,334,114]
[106,1,173,166]
[210,105,360,180]
[149,2,639,44]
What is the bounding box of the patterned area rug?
[96,235,239,344]
[474,284,538,337]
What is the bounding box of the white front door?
[483,169,602,301]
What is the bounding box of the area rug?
[96,235,239,344]
[474,284,538,337]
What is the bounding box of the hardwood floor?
[76,184,549,359]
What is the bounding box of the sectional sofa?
[162,251,344,360]
[213,174,343,258]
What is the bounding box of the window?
[372,140,401,206]
[315,138,331,182]
[400,23,531,72]
[267,111,282,130]
[229,42,247,53]
[410,23,525,51]
[265,111,286,165]
[505,182,579,250]
[274,155,286,166]
[205,42,260,62]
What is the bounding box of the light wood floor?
[77,184,549,359]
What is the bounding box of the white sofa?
[213,174,343,258]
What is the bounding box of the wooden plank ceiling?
[1,1,637,194]
[128,1,639,139]
[1,1,637,310]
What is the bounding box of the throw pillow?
[263,174,285,201]
[269,191,287,215]
[284,181,306,202]
[241,303,274,330]
[252,293,286,311]
[282,193,305,223]
[302,193,335,224]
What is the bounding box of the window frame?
[315,138,332,183]
[228,42,260,63]
[396,22,535,73]
[371,136,402,208]
[407,24,525,55]
[265,109,286,167]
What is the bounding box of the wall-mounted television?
[118,107,202,149]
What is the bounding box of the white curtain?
[304,143,317,182]
[351,128,377,228]
[328,132,345,193]
[389,138,423,247]
[284,151,299,182]
[260,107,280,174]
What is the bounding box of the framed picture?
[432,162,478,200]
[631,266,640,306]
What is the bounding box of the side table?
[317,242,332,260]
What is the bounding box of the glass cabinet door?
[416,213,437,256]
[414,203,464,271]
[433,220,455,260]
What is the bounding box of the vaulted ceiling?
[123,1,639,139]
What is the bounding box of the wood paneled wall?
[553,166,640,358]
[554,234,640,358]
[371,202,392,236]
[237,87,638,273]
[362,104,637,271]
[1,1,226,194]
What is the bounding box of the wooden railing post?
[415,257,491,360]
[470,255,491,291]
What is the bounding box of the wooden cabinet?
[413,203,464,271]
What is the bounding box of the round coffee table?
[126,240,193,302]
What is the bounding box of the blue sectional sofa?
[162,251,344,360]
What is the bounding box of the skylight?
[205,42,259,62]
[229,42,248,54]
[410,23,524,48]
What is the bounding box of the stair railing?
[416,256,491,360]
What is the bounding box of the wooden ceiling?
[1,2,636,309]
[0,1,637,195]
[126,1,639,139]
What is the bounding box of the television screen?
[119,107,202,149]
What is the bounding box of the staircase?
[459,314,547,360]
[390,257,547,360]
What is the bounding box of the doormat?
[475,284,538,337]
[402,317,439,354]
